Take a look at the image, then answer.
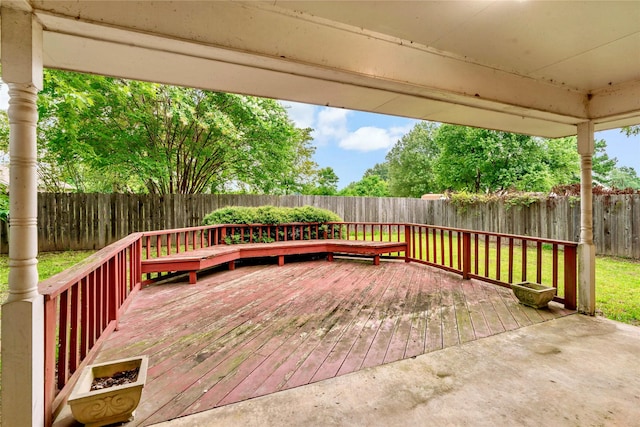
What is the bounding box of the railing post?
[108,256,120,329]
[136,237,143,287]
[43,297,58,426]
[462,231,471,280]
[564,245,578,310]
[404,225,411,262]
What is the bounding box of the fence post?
[404,225,411,262]
[563,245,578,310]
[462,231,471,280]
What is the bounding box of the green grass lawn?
[0,251,95,305]
[595,256,640,325]
[0,249,638,325]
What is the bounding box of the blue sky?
[281,101,640,189]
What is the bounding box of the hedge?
[203,205,343,244]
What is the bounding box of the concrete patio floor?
[155,314,640,427]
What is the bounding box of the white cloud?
[279,100,414,152]
[315,108,349,142]
[280,101,351,146]
[280,101,316,129]
[338,124,412,152]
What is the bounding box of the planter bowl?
[511,281,556,309]
[68,355,148,427]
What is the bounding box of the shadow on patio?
[58,258,574,426]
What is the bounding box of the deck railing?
[403,224,577,309]
[38,221,577,424]
[39,233,143,424]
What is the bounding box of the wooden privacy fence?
[0,192,638,258]
[38,220,577,423]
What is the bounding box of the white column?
[577,121,596,315]
[1,7,45,426]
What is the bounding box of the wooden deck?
[94,259,574,426]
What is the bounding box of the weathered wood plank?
[357,265,409,369]
[134,263,343,424]
[93,260,573,426]
[424,269,445,353]
[251,264,382,396]
[141,263,363,423]
[403,265,430,358]
[452,280,476,344]
[468,279,505,336]
[383,266,420,364]
[285,266,390,386]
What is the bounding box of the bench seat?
[141,239,407,284]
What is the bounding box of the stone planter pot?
[511,281,556,309]
[68,355,148,427]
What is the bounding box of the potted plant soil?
[68,355,148,427]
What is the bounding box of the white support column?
[1,7,45,426]
[577,121,596,315]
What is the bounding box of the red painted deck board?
[93,259,573,426]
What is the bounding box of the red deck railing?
[38,222,577,424]
[402,224,577,309]
[39,233,143,425]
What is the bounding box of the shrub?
[203,205,343,243]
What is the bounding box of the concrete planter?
[511,281,556,309]
[68,356,148,427]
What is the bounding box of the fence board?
[0,193,637,259]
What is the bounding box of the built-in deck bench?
[141,239,407,284]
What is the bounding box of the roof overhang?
[3,0,640,137]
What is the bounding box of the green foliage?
[622,125,639,137]
[434,125,562,193]
[363,162,389,181]
[0,110,8,154]
[542,137,580,185]
[609,166,640,190]
[302,167,340,195]
[447,191,487,208]
[203,205,342,226]
[203,205,343,243]
[339,175,389,197]
[37,70,315,194]
[503,193,542,209]
[0,184,8,222]
[592,139,617,186]
[366,123,585,198]
[386,122,440,197]
[447,190,542,214]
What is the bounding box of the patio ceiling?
[5,0,640,138]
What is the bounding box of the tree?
[386,122,440,197]
[302,167,339,195]
[37,70,313,194]
[363,162,389,181]
[339,175,389,197]
[433,125,557,193]
[622,126,639,137]
[591,139,617,186]
[431,125,586,193]
[609,166,640,190]
[541,137,580,186]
